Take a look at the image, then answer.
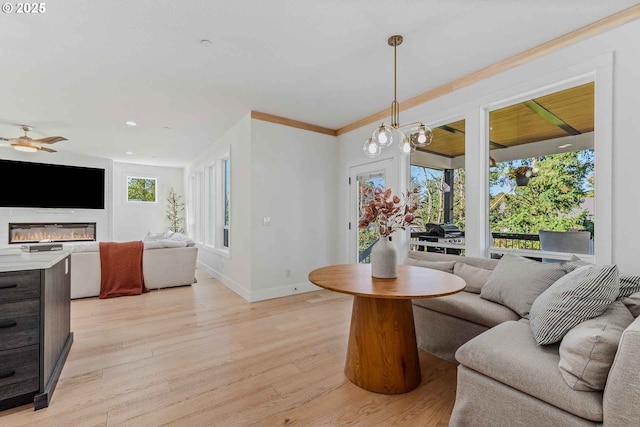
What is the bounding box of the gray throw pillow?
[454,262,492,294]
[404,258,456,274]
[622,292,640,317]
[530,264,620,345]
[559,302,634,391]
[561,254,593,273]
[480,254,567,318]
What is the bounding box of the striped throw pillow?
[529,264,620,345]
[619,274,640,299]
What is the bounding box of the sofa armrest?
[603,315,640,426]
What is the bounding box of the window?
[186,153,230,253]
[206,164,215,246]
[193,170,204,243]
[222,158,230,248]
[487,82,595,260]
[127,177,157,203]
[410,119,466,256]
[356,170,385,264]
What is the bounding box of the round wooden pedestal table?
[308,264,465,394]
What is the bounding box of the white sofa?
[70,245,198,299]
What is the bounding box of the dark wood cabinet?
[0,255,73,411]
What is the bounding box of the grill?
[411,223,465,254]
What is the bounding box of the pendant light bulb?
[363,137,381,158]
[417,130,427,144]
[372,125,393,148]
[399,134,414,156]
[411,125,433,148]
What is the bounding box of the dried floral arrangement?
[358,186,420,237]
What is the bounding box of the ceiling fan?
[0,125,67,153]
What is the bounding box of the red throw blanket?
[99,241,149,299]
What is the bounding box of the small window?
[222,158,230,248]
[127,177,157,203]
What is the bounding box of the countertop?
[0,248,70,273]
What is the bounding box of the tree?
[452,169,465,231]
[166,187,185,233]
[489,150,594,234]
[410,165,465,229]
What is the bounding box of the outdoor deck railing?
[359,238,379,263]
[491,232,540,250]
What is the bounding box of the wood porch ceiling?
[416,82,594,158]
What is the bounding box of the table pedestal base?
[345,296,421,394]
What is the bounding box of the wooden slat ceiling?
[415,82,594,157]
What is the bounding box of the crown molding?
[251,111,337,136]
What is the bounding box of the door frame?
[347,158,395,264]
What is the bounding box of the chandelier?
[364,35,433,158]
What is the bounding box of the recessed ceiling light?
[164,126,171,130]
[125,121,137,127]
[200,39,212,46]
[126,151,133,155]
[558,143,572,149]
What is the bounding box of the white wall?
[185,113,253,299]
[0,149,113,248]
[185,114,339,302]
[337,19,640,273]
[112,162,184,241]
[250,120,338,300]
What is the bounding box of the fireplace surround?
[9,222,97,244]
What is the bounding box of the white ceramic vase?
[370,236,398,278]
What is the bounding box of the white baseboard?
[249,282,322,302]
[196,260,322,302]
[196,260,251,301]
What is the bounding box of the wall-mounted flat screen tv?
[0,159,105,209]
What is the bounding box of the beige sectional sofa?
[69,244,198,299]
[406,250,640,427]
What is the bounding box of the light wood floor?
[0,270,457,427]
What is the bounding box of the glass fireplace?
[9,222,97,244]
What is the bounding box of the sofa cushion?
[454,262,492,294]
[559,302,634,391]
[455,320,603,422]
[146,231,196,247]
[530,264,620,345]
[145,230,174,241]
[67,242,100,253]
[408,251,498,270]
[561,254,593,273]
[622,292,640,317]
[480,254,567,318]
[144,240,188,249]
[166,232,196,247]
[404,257,456,273]
[413,291,520,328]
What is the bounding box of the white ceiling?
[0,0,637,167]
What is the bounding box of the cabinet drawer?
[0,270,40,303]
[0,345,39,401]
[0,299,40,351]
